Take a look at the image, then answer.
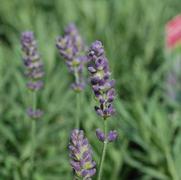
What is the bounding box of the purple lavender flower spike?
[21,31,44,91]
[21,31,44,119]
[88,40,116,119]
[69,129,96,179]
[107,130,118,142]
[56,23,87,92]
[96,129,105,142]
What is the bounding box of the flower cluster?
[21,31,44,91]
[56,24,87,92]
[88,41,116,119]
[69,129,96,179]
[96,129,118,142]
[27,107,43,119]
[21,31,44,119]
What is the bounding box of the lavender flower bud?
[27,81,43,91]
[88,41,116,119]
[56,23,87,92]
[69,129,96,179]
[21,31,44,91]
[27,108,43,119]
[71,82,85,92]
[96,129,105,142]
[107,130,118,142]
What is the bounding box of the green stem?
[75,92,81,129]
[97,120,108,180]
[30,91,37,178]
[74,67,81,129]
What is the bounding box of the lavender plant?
[21,31,44,177]
[56,23,87,129]
[88,41,118,180]
[69,129,96,179]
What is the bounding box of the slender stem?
[75,92,81,129]
[30,91,37,178]
[97,120,108,180]
[74,66,81,129]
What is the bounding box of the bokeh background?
[0,0,181,179]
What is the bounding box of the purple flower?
[107,130,118,142]
[88,41,116,119]
[96,129,118,142]
[21,31,44,91]
[71,82,85,92]
[21,31,44,119]
[27,108,43,119]
[56,23,87,92]
[69,129,96,179]
[96,129,105,142]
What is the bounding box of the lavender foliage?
[21,31,44,91]
[88,41,116,119]
[69,129,96,179]
[56,24,87,92]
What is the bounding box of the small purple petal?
[107,130,118,142]
[27,108,43,119]
[71,82,85,92]
[95,107,104,117]
[96,129,105,142]
[81,168,96,178]
[27,81,43,91]
[88,66,96,73]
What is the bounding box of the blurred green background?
[0,0,181,179]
